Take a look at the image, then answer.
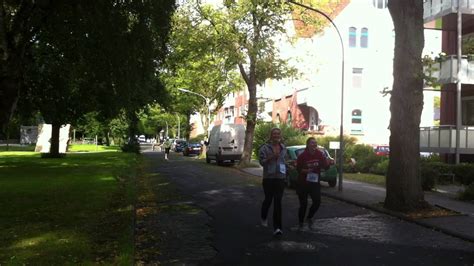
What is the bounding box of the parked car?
[138,135,146,143]
[285,145,338,188]
[374,145,390,156]
[174,140,187,152]
[183,142,202,156]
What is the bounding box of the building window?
[230,106,235,117]
[287,111,292,124]
[242,104,248,116]
[373,0,388,8]
[349,27,357,48]
[462,98,474,125]
[276,113,281,124]
[360,28,368,48]
[351,109,363,135]
[352,68,363,89]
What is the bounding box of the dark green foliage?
[317,135,358,165]
[189,134,206,143]
[121,140,140,154]
[285,135,307,147]
[458,184,474,201]
[419,161,474,186]
[420,153,442,163]
[253,122,305,156]
[5,1,176,151]
[40,153,67,159]
[343,163,355,173]
[316,135,357,153]
[345,144,381,173]
[422,161,452,174]
[452,163,474,185]
[370,158,389,175]
[420,164,438,190]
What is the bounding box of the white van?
[206,124,245,165]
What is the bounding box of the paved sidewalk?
[241,166,474,243]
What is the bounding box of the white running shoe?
[261,218,268,227]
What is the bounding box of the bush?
[452,163,474,185]
[458,183,474,201]
[419,161,452,184]
[419,161,474,186]
[420,153,442,163]
[121,140,140,153]
[253,122,305,156]
[370,158,389,175]
[420,164,439,190]
[285,135,307,146]
[316,135,357,158]
[423,161,453,175]
[189,134,206,143]
[345,144,381,173]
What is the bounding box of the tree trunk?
[128,111,139,144]
[104,129,110,146]
[49,122,61,157]
[385,0,428,211]
[240,80,258,165]
[0,74,21,138]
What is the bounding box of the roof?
[291,0,350,38]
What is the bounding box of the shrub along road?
[140,151,474,265]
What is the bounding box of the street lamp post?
[287,0,345,191]
[178,88,212,139]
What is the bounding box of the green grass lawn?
[0,151,138,264]
[344,172,386,186]
[0,145,35,152]
[68,144,120,152]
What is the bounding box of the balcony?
[424,55,474,84]
[424,0,474,23]
[420,125,474,154]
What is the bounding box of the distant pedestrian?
[163,138,172,160]
[152,138,157,151]
[258,127,287,236]
[296,137,329,229]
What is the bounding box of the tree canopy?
[1,0,176,153]
[161,2,244,134]
[176,0,298,164]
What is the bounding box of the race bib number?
[279,164,286,174]
[306,172,319,183]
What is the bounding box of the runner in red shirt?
[296,137,329,229]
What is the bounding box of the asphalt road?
[144,149,474,266]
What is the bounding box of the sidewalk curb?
[238,167,474,243]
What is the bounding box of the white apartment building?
[257,0,442,145]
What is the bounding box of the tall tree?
[16,1,175,156]
[385,0,427,211]
[162,2,243,136]
[196,1,297,164]
[0,0,52,138]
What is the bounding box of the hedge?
[420,161,474,186]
